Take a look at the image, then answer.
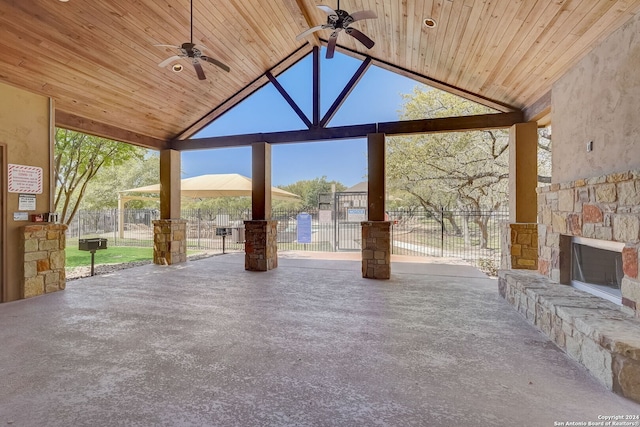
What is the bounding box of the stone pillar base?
[500,222,538,270]
[361,221,391,279]
[153,219,187,265]
[244,220,278,271]
[21,223,68,299]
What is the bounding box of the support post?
[246,142,278,271]
[118,194,125,239]
[362,133,391,279]
[504,122,539,270]
[509,122,538,223]
[153,149,186,265]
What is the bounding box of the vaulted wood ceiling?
[1,0,638,149]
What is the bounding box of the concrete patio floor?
[0,253,638,426]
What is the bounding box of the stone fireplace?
[537,170,640,316]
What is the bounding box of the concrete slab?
[0,253,638,426]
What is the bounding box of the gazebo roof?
[120,173,300,201]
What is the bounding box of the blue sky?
[182,49,426,188]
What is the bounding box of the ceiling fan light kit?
[296,1,377,59]
[156,0,230,80]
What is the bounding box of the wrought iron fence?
[66,207,507,272]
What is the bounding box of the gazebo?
[117,173,299,238]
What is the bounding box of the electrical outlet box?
[586,141,593,152]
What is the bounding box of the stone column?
[154,149,186,265]
[21,223,68,298]
[244,220,278,271]
[362,221,391,279]
[245,142,277,271]
[362,133,391,279]
[503,122,539,270]
[153,219,187,265]
[501,222,539,270]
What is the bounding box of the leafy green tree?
[81,152,160,210]
[277,176,346,210]
[182,196,252,212]
[387,88,509,247]
[54,128,145,224]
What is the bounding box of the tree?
[387,88,509,248]
[80,152,160,210]
[54,128,145,224]
[538,127,552,184]
[277,176,346,210]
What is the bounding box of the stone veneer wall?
[153,219,187,265]
[21,223,68,298]
[537,170,640,316]
[501,223,538,270]
[244,220,277,271]
[361,221,391,279]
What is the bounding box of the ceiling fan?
[156,0,230,80]
[296,1,377,59]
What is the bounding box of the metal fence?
[66,207,507,272]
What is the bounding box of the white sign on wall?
[8,164,43,194]
[18,194,36,211]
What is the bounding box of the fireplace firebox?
[571,236,624,304]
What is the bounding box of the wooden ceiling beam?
[171,111,524,150]
[313,46,321,127]
[378,111,524,135]
[172,124,378,150]
[56,110,169,150]
[523,91,551,126]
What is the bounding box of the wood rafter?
[266,71,312,129]
[56,111,169,150]
[523,91,551,126]
[172,111,524,150]
[320,57,372,128]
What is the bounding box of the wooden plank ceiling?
[0,0,638,147]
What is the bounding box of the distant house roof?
[344,182,367,193]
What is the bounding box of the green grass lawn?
[66,246,153,268]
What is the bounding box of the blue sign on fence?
[296,212,312,244]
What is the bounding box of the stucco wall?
[0,81,52,302]
[552,13,640,183]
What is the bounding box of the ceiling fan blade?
[201,56,231,72]
[326,32,338,59]
[317,5,337,15]
[193,60,206,80]
[345,27,375,49]
[158,55,182,67]
[349,10,377,22]
[317,5,338,22]
[296,25,326,41]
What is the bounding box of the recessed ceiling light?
[172,64,184,73]
[58,0,70,2]
[423,18,437,28]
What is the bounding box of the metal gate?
[334,191,367,251]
